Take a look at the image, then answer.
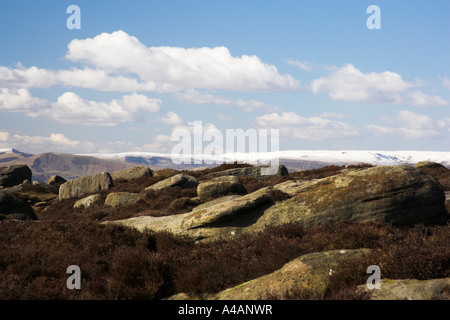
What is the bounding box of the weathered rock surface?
[46,175,67,186]
[110,166,152,182]
[104,187,272,240]
[205,165,288,180]
[104,192,146,208]
[0,165,32,187]
[251,165,448,230]
[414,161,447,169]
[59,172,114,200]
[170,249,371,300]
[197,176,247,201]
[144,173,198,191]
[106,165,447,241]
[360,278,450,300]
[0,192,38,220]
[73,194,102,209]
[153,168,180,178]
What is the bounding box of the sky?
[0,0,449,155]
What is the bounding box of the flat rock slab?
[145,173,198,191]
[104,192,146,207]
[110,166,152,182]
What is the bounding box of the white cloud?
[286,59,314,72]
[219,114,233,121]
[0,87,48,112]
[16,91,161,126]
[157,111,185,126]
[366,110,440,139]
[65,30,300,92]
[440,76,450,90]
[0,131,97,154]
[310,64,448,107]
[255,111,360,140]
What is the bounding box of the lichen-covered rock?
[110,166,152,182]
[250,165,448,230]
[197,176,247,201]
[73,194,102,209]
[153,168,180,178]
[144,173,198,191]
[104,192,146,208]
[360,278,450,300]
[0,165,32,188]
[205,164,288,179]
[103,187,272,240]
[0,191,38,220]
[414,161,447,169]
[172,249,371,300]
[59,172,114,200]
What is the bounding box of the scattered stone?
[0,165,32,188]
[153,168,180,178]
[47,175,67,186]
[110,166,152,182]
[73,194,102,209]
[0,191,38,220]
[197,176,247,201]
[144,173,198,191]
[104,192,146,208]
[59,172,114,200]
[360,278,450,300]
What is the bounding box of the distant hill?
[1,148,448,182]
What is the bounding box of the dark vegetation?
[0,162,448,299]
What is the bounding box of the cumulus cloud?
[311,64,448,107]
[157,111,185,126]
[255,111,360,140]
[0,131,96,154]
[366,110,440,139]
[65,30,300,92]
[3,90,161,126]
[0,87,48,112]
[286,59,314,72]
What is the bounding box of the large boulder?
[170,249,371,300]
[46,175,67,187]
[205,164,288,180]
[144,173,198,191]
[197,176,247,201]
[59,172,114,200]
[360,278,450,300]
[414,161,447,169]
[103,187,272,240]
[0,165,32,188]
[73,194,102,209]
[104,192,146,208]
[250,165,448,230]
[110,166,152,182]
[0,192,38,220]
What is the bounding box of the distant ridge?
[1,148,449,181]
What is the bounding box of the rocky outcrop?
[0,165,32,188]
[73,194,102,209]
[106,165,448,242]
[153,168,180,178]
[170,249,371,300]
[110,166,152,182]
[0,192,38,220]
[144,173,198,191]
[59,172,114,200]
[205,164,288,180]
[104,192,146,208]
[360,278,450,300]
[251,165,448,230]
[104,187,272,239]
[197,176,247,201]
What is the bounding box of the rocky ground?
[0,161,449,300]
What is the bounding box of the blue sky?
[0,0,449,154]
